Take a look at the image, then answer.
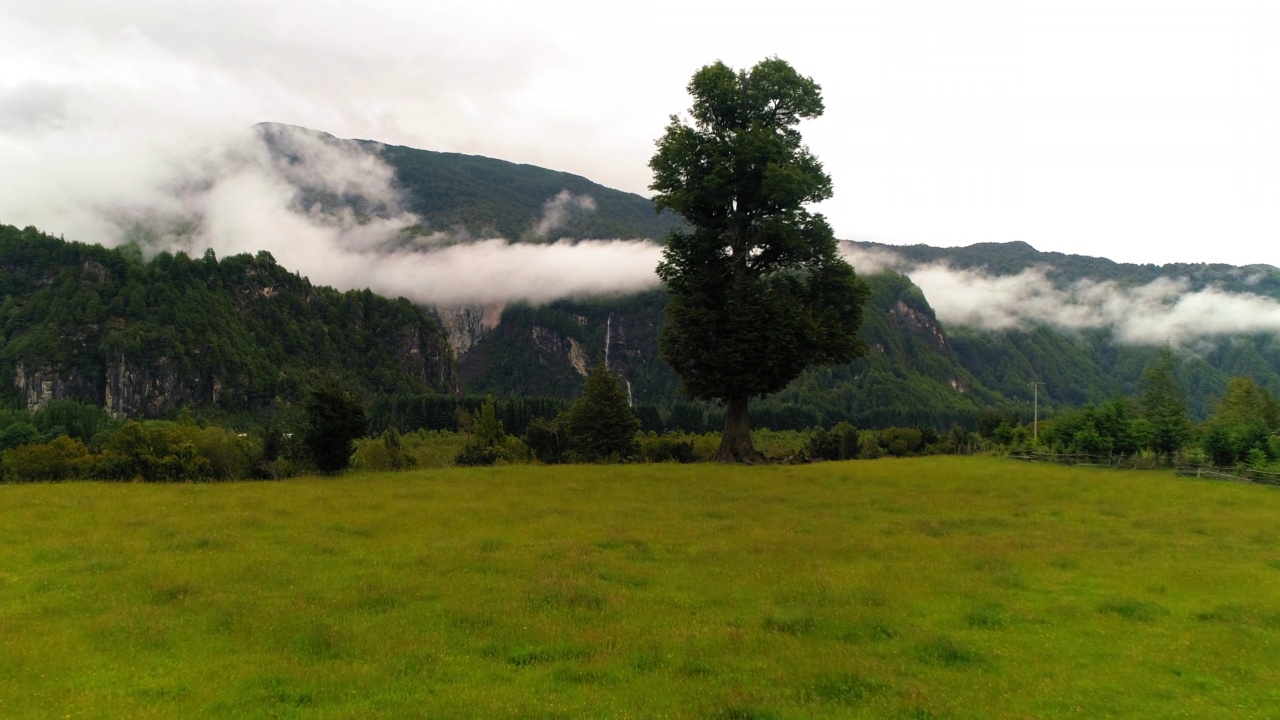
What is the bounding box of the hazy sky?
[2,0,1278,266]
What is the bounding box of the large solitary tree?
[650,58,868,462]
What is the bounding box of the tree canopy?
[1139,347,1192,457]
[303,382,369,473]
[563,365,640,462]
[650,57,868,462]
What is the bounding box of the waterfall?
[625,380,633,408]
[604,313,612,370]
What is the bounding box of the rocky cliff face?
[891,300,948,351]
[102,354,201,418]
[455,293,674,402]
[13,363,99,413]
[437,304,505,359]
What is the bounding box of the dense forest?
[0,223,454,422]
[9,220,1280,436]
[455,268,1280,429]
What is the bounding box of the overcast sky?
[2,0,1278,267]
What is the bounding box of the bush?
[857,431,881,459]
[352,429,417,471]
[804,427,841,461]
[0,421,41,451]
[641,435,697,463]
[882,427,924,457]
[3,436,90,482]
[455,443,502,467]
[524,417,566,464]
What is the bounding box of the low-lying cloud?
[1,116,663,306]
[842,244,1280,345]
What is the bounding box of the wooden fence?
[1008,450,1280,486]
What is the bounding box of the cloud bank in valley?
[841,245,1280,345]
[1,112,664,306]
[0,10,664,308]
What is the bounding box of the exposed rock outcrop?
[437,304,504,359]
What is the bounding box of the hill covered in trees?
[7,122,1280,434]
[9,218,1280,434]
[455,261,1280,429]
[257,123,686,243]
[0,224,454,420]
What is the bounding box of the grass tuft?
[810,672,889,704]
[1097,598,1167,623]
[915,635,988,668]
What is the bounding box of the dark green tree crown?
[649,58,868,405]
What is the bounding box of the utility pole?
[1029,381,1041,443]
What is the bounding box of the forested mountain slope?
[10,121,1280,430]
[0,224,454,418]
[258,123,686,242]
[852,239,1280,296]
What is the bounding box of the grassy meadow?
[2,457,1279,718]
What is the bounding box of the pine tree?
[563,365,640,462]
[303,382,369,473]
[1139,347,1191,457]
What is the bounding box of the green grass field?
[2,457,1279,718]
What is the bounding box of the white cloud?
[4,1,1280,267]
[532,190,597,238]
[840,243,1280,344]
[895,260,1280,345]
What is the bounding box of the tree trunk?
[713,395,764,463]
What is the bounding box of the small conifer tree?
[563,365,640,462]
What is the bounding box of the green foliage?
[303,383,369,473]
[803,421,859,461]
[634,404,664,434]
[455,396,509,467]
[1199,376,1277,466]
[561,365,640,462]
[0,419,258,483]
[650,58,868,460]
[881,427,925,457]
[31,399,116,447]
[370,392,567,437]
[523,417,567,465]
[1140,348,1192,456]
[372,136,686,242]
[352,429,416,471]
[472,396,506,448]
[666,402,707,433]
[639,434,697,463]
[0,224,453,420]
[2,436,90,482]
[0,422,41,451]
[1042,397,1143,456]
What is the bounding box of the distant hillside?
[851,239,1280,296]
[258,122,686,242]
[453,243,1280,425]
[13,118,1280,431]
[0,224,454,419]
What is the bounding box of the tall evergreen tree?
[650,57,868,462]
[303,382,369,473]
[1140,347,1191,457]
